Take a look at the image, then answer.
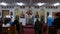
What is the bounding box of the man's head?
[36,19,39,22]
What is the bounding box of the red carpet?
[23,28,35,34]
[23,24,37,34]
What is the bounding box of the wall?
[0,6,60,23]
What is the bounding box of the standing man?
[14,16,20,34]
[52,13,60,34]
[34,19,42,34]
[46,15,54,34]
[0,17,2,34]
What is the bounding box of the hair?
[55,12,60,16]
[15,15,19,20]
[36,19,39,22]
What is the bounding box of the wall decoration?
[27,10,32,15]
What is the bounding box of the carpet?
[23,24,37,34]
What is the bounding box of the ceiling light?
[0,2,7,6]
[16,2,24,6]
[53,2,60,6]
[37,3,45,6]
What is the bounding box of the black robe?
[34,21,42,31]
[14,19,20,30]
[52,17,60,29]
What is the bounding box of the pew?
[2,27,11,34]
[10,25,18,34]
[45,26,60,34]
[57,29,60,34]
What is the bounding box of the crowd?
[0,12,60,34]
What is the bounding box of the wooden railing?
[1,23,23,34]
[42,25,60,34]
[1,23,60,34]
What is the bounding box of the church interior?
[0,0,60,34]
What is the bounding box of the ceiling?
[0,0,60,6]
[0,0,60,3]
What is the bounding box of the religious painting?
[26,10,32,15]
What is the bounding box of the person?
[34,19,42,34]
[32,16,34,25]
[2,15,11,27]
[11,15,15,22]
[46,15,54,34]
[10,12,15,22]
[20,11,25,18]
[25,12,29,24]
[52,13,60,34]
[0,17,2,34]
[35,12,39,18]
[14,16,20,34]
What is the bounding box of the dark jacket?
[14,19,20,30]
[34,20,42,31]
[52,17,60,29]
[35,15,39,18]
[0,18,2,34]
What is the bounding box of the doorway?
[2,10,9,21]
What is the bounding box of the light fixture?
[36,3,45,6]
[53,2,60,6]
[16,2,24,6]
[0,2,7,6]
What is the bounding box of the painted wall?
[0,6,60,23]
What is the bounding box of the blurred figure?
[32,16,34,25]
[11,15,15,22]
[35,12,39,18]
[2,15,11,27]
[20,11,26,26]
[10,12,15,22]
[46,15,54,34]
[25,12,29,24]
[14,16,20,34]
[0,17,2,34]
[20,11,25,18]
[34,19,42,34]
[52,13,60,34]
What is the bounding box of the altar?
[19,10,41,25]
[19,18,26,26]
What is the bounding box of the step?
[23,25,34,28]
